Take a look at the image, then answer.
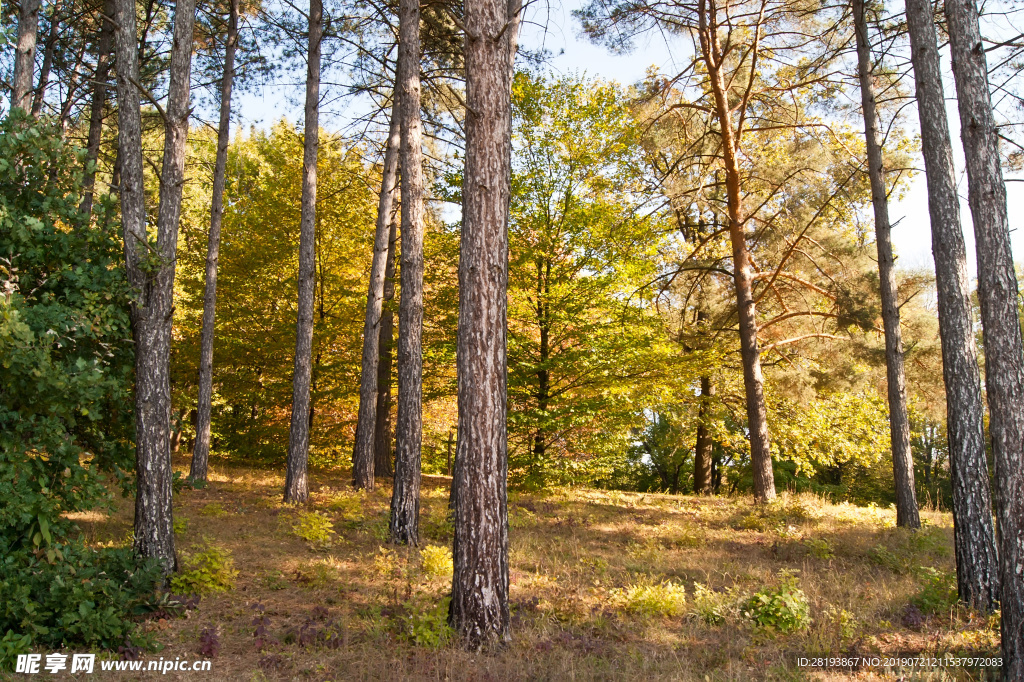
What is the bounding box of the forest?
[1,0,1023,676]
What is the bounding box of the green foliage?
[0,111,134,554]
[691,583,745,626]
[401,598,453,649]
[802,537,835,560]
[735,498,812,532]
[613,578,687,618]
[742,571,811,633]
[0,543,162,661]
[199,502,228,517]
[912,567,957,615]
[292,511,336,550]
[420,545,453,578]
[170,544,238,595]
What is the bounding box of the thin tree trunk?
[190,0,239,484]
[903,0,1000,612]
[390,0,425,545]
[374,215,399,480]
[81,0,115,217]
[694,375,714,494]
[30,0,59,117]
[533,257,549,466]
[945,0,1024,666]
[449,0,520,646]
[353,109,401,490]
[115,0,195,573]
[852,0,920,529]
[283,0,322,504]
[12,0,42,111]
[699,0,775,502]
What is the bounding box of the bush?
[691,583,745,625]
[293,511,336,550]
[401,598,452,649]
[421,545,453,578]
[913,567,957,615]
[614,578,687,618]
[0,543,163,667]
[170,544,238,595]
[742,570,811,632]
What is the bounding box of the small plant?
[402,598,453,649]
[421,545,453,578]
[261,570,288,591]
[170,544,238,595]
[613,578,687,618]
[173,517,189,534]
[691,583,744,626]
[197,627,220,658]
[742,570,810,632]
[327,492,364,526]
[295,558,341,589]
[293,511,336,550]
[869,544,912,574]
[912,567,957,615]
[803,537,834,560]
[199,502,228,517]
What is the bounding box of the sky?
[233,0,1024,278]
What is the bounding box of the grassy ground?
[66,457,1001,681]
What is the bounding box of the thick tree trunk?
[190,0,239,484]
[390,0,425,545]
[852,0,920,529]
[944,0,1024,667]
[700,2,775,502]
[283,0,322,504]
[114,0,195,574]
[374,215,399,480]
[12,0,42,111]
[449,0,520,646]
[903,0,1000,612]
[353,110,401,490]
[693,375,714,494]
[81,0,116,217]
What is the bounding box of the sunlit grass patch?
[612,578,687,618]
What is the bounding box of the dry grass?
[65,457,1000,681]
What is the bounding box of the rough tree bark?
[81,0,116,217]
[944,0,1024,666]
[698,0,775,502]
[903,0,1000,611]
[390,0,425,544]
[12,0,42,111]
[374,214,399,479]
[114,0,196,573]
[449,0,520,646]
[190,0,240,483]
[693,375,714,494]
[283,0,322,504]
[352,110,401,490]
[851,0,920,529]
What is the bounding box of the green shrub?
[199,502,228,517]
[869,544,912,574]
[421,545,453,578]
[170,544,238,595]
[401,598,452,649]
[327,492,364,526]
[803,537,834,560]
[742,571,811,632]
[913,567,957,615]
[293,511,336,550]
[0,543,163,667]
[614,578,687,618]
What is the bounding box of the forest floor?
[64,457,1001,681]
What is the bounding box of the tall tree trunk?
[449,0,520,646]
[374,215,399,479]
[390,0,425,545]
[30,0,59,117]
[533,257,549,465]
[114,0,195,574]
[190,0,239,483]
[12,0,42,111]
[945,0,1024,666]
[699,0,775,502]
[81,0,115,217]
[852,0,920,529]
[353,109,401,490]
[693,375,714,494]
[283,0,322,504]
[903,0,1000,612]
